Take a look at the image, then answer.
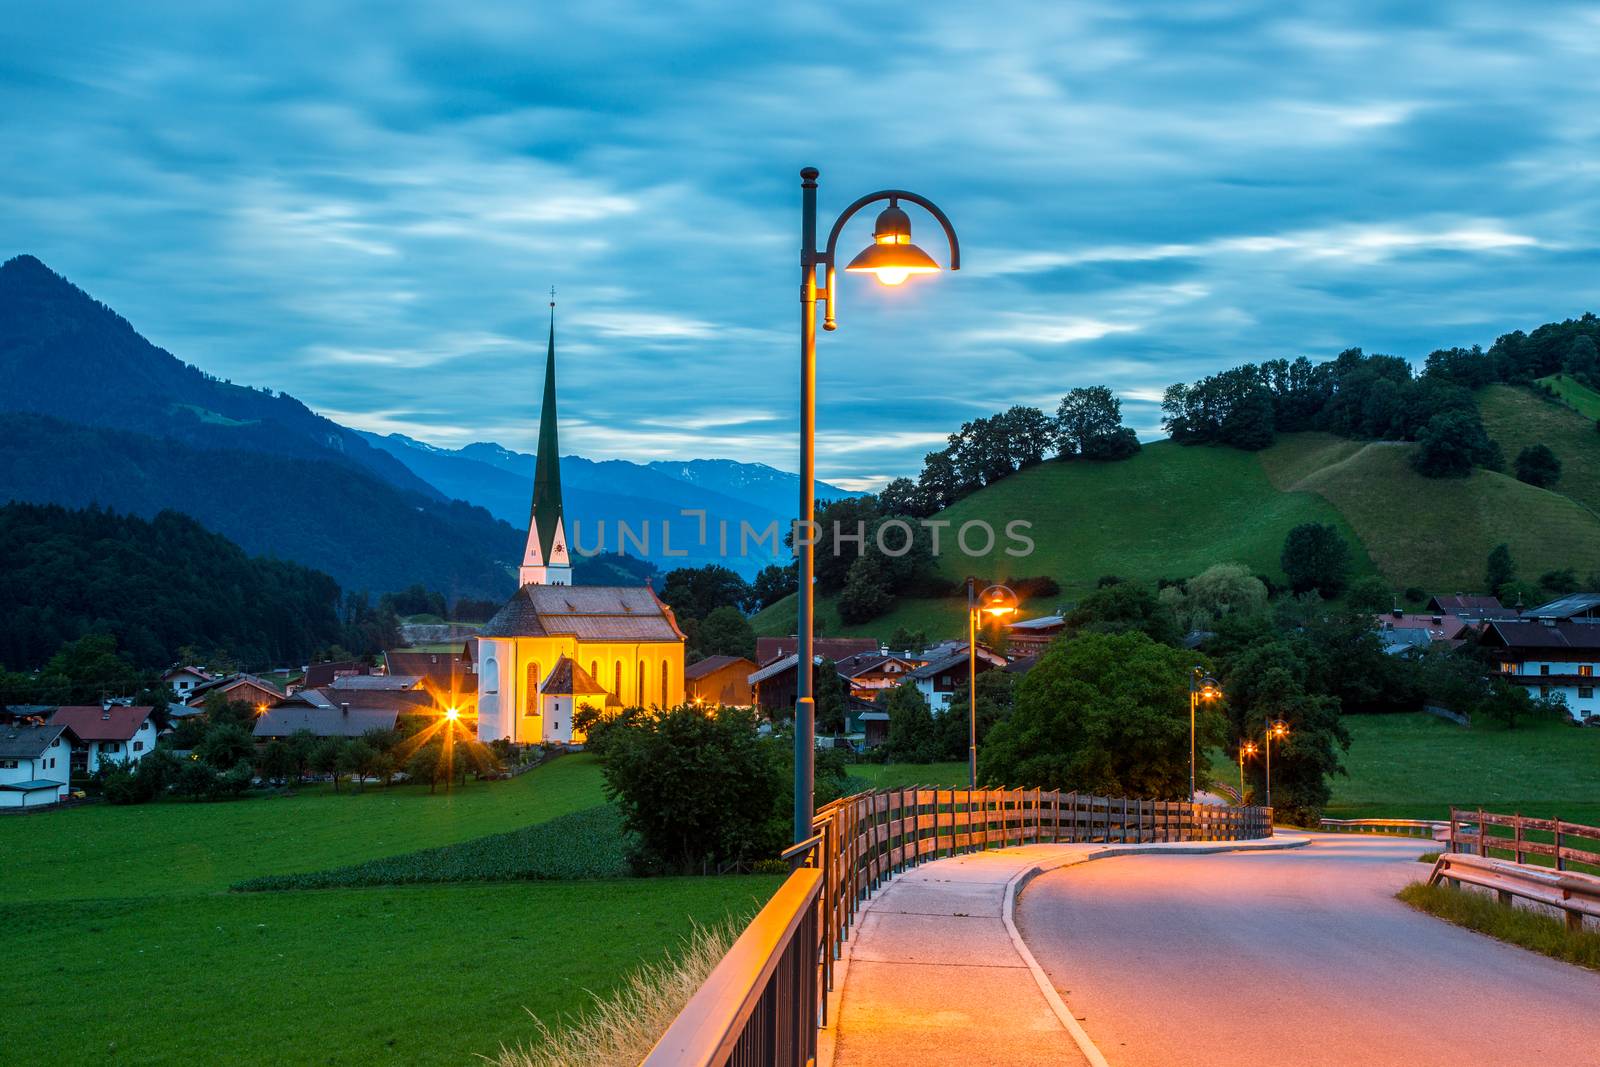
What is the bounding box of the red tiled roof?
[48,706,154,742]
[684,655,755,680]
[756,636,880,665]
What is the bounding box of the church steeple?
[520,291,572,586]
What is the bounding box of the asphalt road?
[1017,834,1600,1067]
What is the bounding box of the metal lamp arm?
[815,189,961,331]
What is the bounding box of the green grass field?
[1480,383,1600,519]
[0,756,782,1065]
[848,761,968,788]
[1321,714,1600,826]
[1540,373,1600,420]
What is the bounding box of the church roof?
[528,302,564,565]
[480,584,686,642]
[539,655,611,696]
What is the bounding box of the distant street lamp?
[1264,718,1289,810]
[1238,739,1259,804]
[1189,669,1221,803]
[966,579,1018,788]
[792,167,960,843]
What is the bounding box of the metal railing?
[1318,817,1449,839]
[1427,852,1600,933]
[643,787,1273,1067]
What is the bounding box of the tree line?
[1160,312,1600,478]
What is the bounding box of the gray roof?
[1380,628,1434,655]
[480,585,685,642]
[909,645,1007,680]
[327,674,422,691]
[1523,593,1600,620]
[1008,615,1066,631]
[253,705,400,739]
[0,723,70,760]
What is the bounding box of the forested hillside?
[0,502,344,670]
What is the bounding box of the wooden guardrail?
[1447,808,1600,871]
[1318,817,1449,839]
[642,788,1272,1067]
[1427,852,1600,933]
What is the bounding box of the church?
[473,299,687,745]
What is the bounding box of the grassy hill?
[757,423,1600,641]
[1540,373,1600,420]
[1480,383,1600,520]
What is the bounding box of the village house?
[1005,615,1066,656]
[184,674,288,712]
[0,722,75,808]
[253,687,437,740]
[909,644,1008,713]
[384,649,474,698]
[301,659,372,689]
[684,655,757,707]
[1479,593,1600,722]
[47,705,158,776]
[834,650,922,702]
[755,635,881,666]
[161,665,214,700]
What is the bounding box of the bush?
[1514,444,1562,488]
[234,806,631,890]
[1281,523,1350,596]
[600,704,785,873]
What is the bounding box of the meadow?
[0,756,781,1066]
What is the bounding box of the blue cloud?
[3,1,1598,489]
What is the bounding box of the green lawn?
[849,762,969,788]
[1324,713,1600,826]
[0,754,782,1065]
[1,877,780,1067]
[0,754,610,901]
[1480,383,1600,519]
[1540,372,1600,420]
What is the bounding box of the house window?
[662,663,669,708]
[0,759,16,769]
[553,721,560,732]
[134,741,145,752]
[484,658,499,694]
[1499,662,1517,674]
[525,662,541,716]
[638,661,647,704]
[1540,686,1550,698]
[1581,665,1595,678]
[105,742,121,753]
[590,660,598,684]
[1540,664,1551,676]
[614,661,623,697]
[1580,687,1595,700]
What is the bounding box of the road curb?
[1002,835,1311,1067]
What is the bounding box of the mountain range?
[0,254,843,596]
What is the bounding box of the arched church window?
[525,661,541,716]
[637,661,646,705]
[484,658,498,693]
[661,662,669,708]
[614,661,623,699]
[590,661,598,686]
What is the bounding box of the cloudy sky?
[5,2,1599,489]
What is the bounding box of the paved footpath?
[1019,833,1600,1067]
[825,836,1303,1067]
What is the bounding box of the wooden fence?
[1318,817,1448,839]
[1428,852,1600,933]
[1448,808,1600,871]
[642,788,1272,1066]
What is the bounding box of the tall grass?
[493,918,740,1067]
[1398,881,1600,970]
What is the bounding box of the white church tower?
[520,295,572,587]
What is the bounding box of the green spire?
[530,298,563,560]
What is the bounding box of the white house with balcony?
[46,705,159,776]
[1479,593,1600,722]
[0,723,75,807]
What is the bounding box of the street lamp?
[792,167,959,843]
[1264,718,1289,810]
[1238,739,1259,804]
[966,579,1018,788]
[1188,669,1221,803]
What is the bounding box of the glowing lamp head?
[445,706,460,721]
[845,201,941,287]
[1270,719,1289,740]
[1199,675,1222,701]
[1241,740,1259,758]
[978,583,1019,619]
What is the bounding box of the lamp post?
[966,579,1018,788]
[1264,718,1289,810]
[793,167,959,843]
[1188,669,1220,803]
[1238,739,1259,804]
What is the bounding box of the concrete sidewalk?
[824,836,1307,1067]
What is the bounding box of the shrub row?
[232,805,631,891]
